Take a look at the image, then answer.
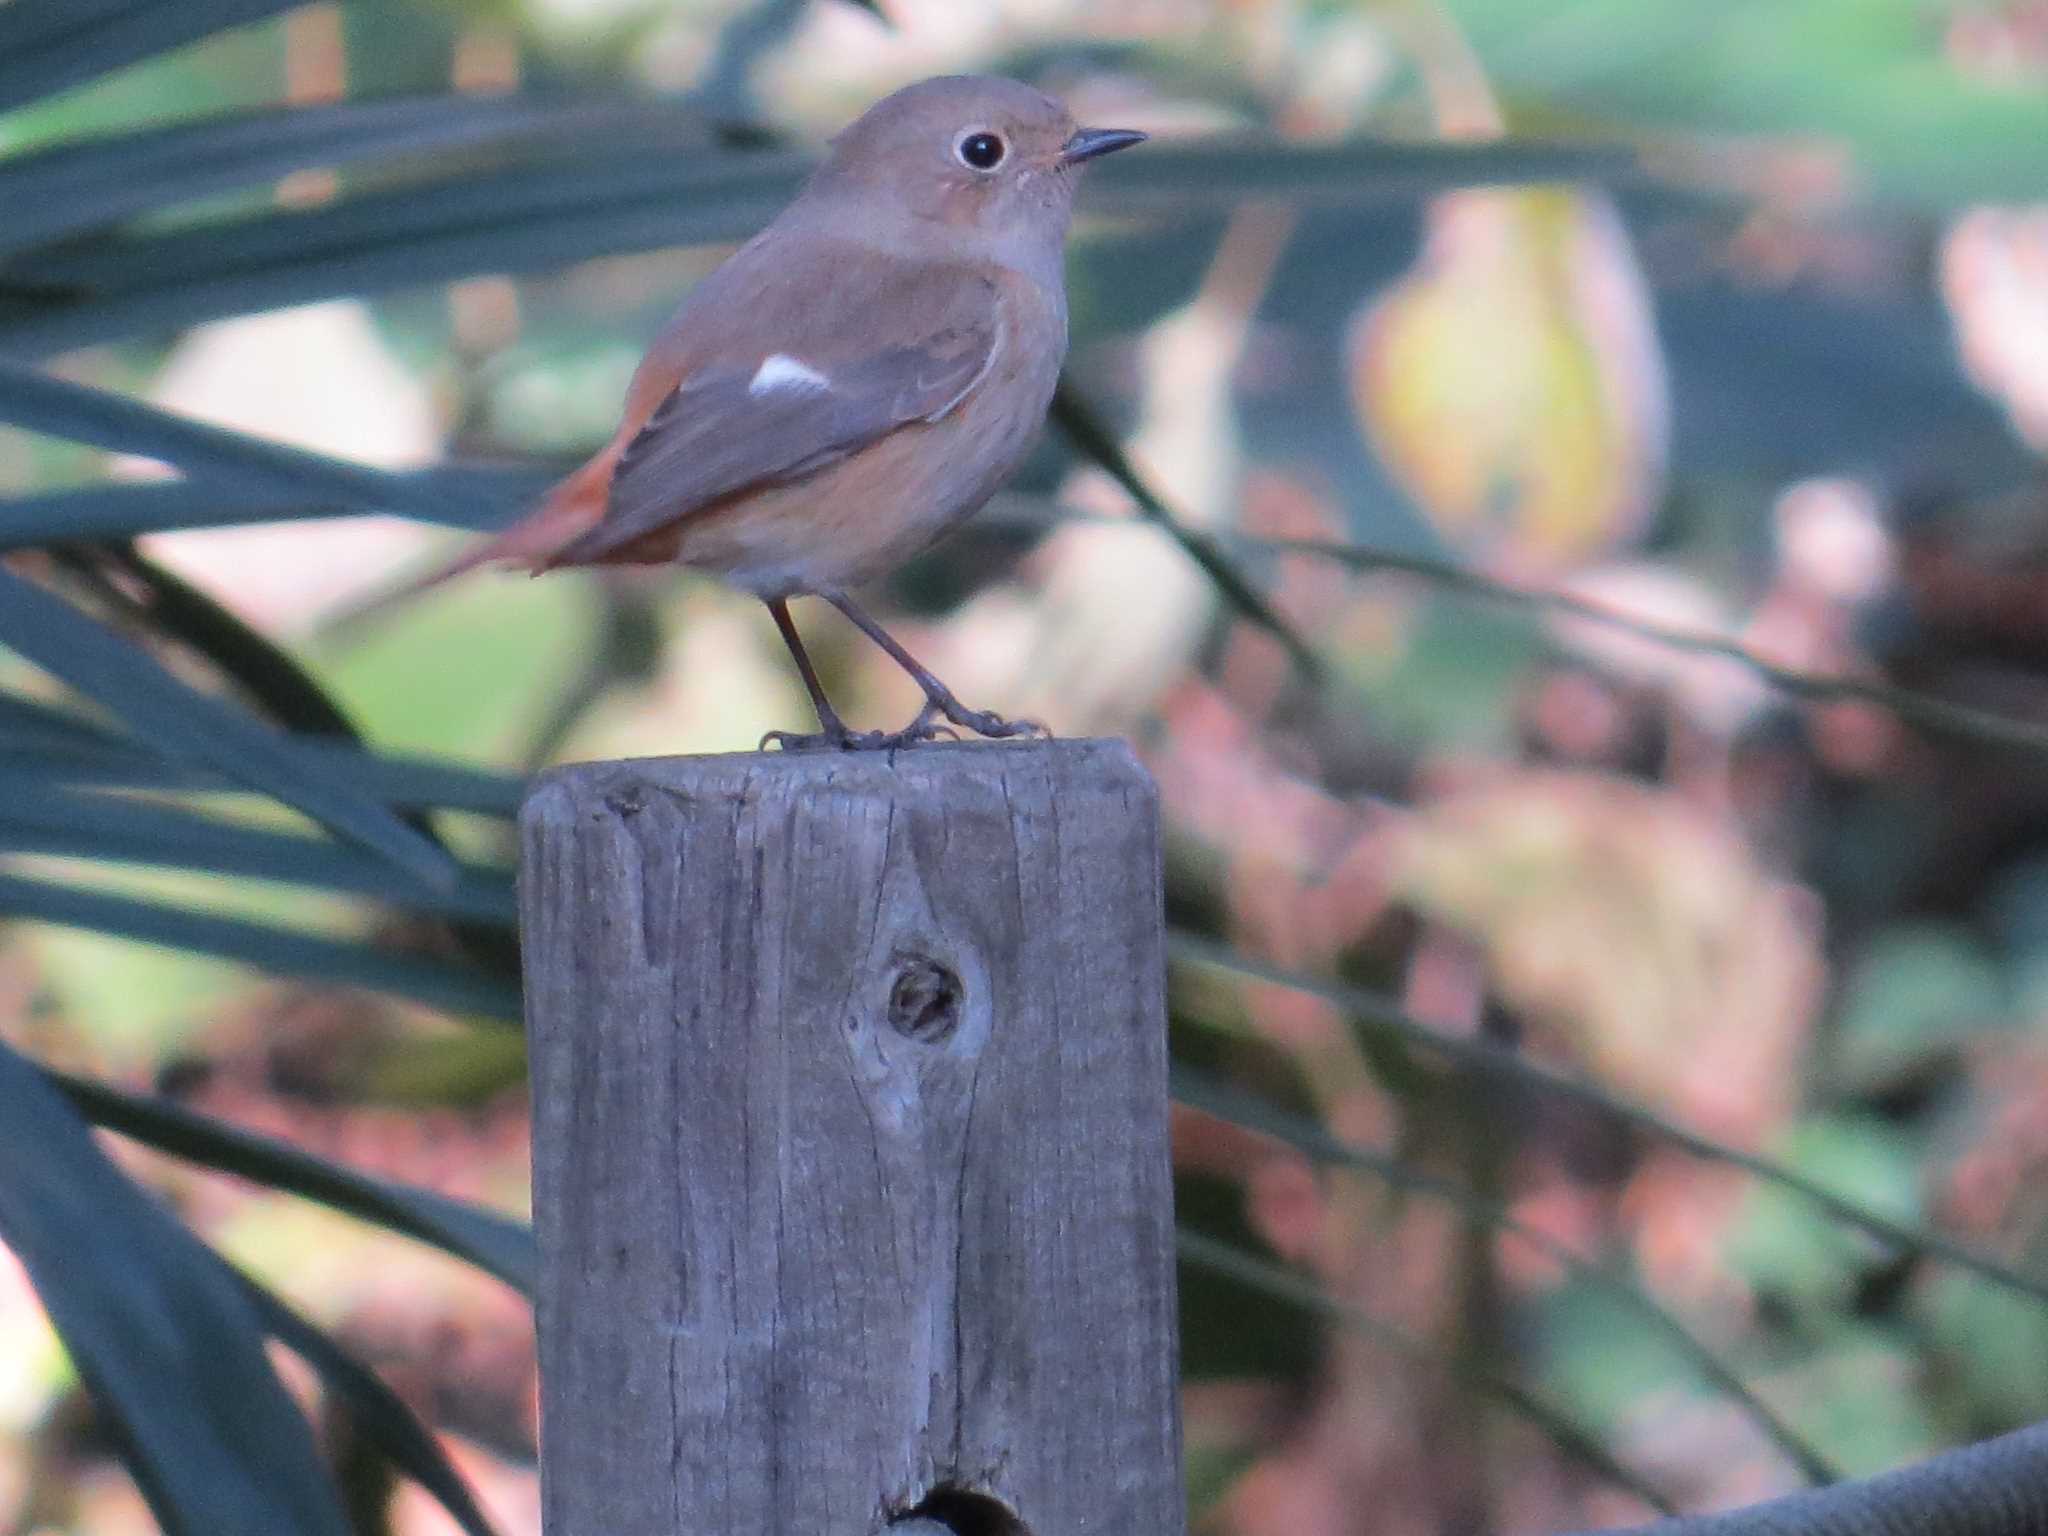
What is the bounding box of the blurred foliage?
[6,0,2048,1533]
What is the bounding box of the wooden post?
[519,740,1183,1536]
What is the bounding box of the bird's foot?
[759,705,959,753]
[759,701,1045,753]
[925,697,1049,741]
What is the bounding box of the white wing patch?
[748,354,831,397]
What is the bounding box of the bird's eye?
[956,131,1006,171]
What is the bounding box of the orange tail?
[339,448,619,627]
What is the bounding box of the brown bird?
[430,75,1144,750]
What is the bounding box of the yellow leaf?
[1351,187,1668,576]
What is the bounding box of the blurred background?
[6,1,2048,1533]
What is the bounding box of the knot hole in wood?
[889,1486,1028,1536]
[885,953,965,1043]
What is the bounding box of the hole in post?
[886,954,963,1043]
[892,1485,1026,1536]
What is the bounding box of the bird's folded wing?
[548,269,1000,565]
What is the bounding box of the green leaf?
[0,133,1633,357]
[363,1030,531,1106]
[1085,135,1640,210]
[0,361,496,523]
[0,480,343,548]
[236,1275,505,1536]
[1920,1269,2048,1425]
[0,703,524,817]
[1167,934,2048,1309]
[0,870,521,1020]
[1173,1062,1839,1484]
[0,1035,350,1536]
[12,1061,515,1536]
[0,468,543,549]
[0,95,726,257]
[0,151,803,356]
[55,539,364,738]
[1725,1115,1925,1314]
[1176,1230,1675,1515]
[0,563,456,887]
[0,0,303,115]
[56,1070,535,1294]
[1829,923,2005,1092]
[1174,1174,1320,1383]
[1242,536,2048,763]
[1456,0,2048,210]
[0,782,516,922]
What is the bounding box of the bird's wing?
[546,262,1001,567]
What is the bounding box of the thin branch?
[1050,381,1327,687]
[1169,936,2048,1309]
[1248,535,2048,760]
[1172,1064,1840,1485]
[1177,1230,1676,1516]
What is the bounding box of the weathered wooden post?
[519,740,1183,1536]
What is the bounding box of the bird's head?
[812,75,1145,272]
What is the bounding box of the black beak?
[1060,127,1147,166]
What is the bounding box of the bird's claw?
[931,703,1048,741]
[758,702,1045,753]
[759,706,955,753]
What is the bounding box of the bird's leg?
[822,591,1047,742]
[760,597,864,751]
[759,598,952,751]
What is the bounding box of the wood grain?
[519,741,1182,1536]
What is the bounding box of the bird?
[419,75,1145,750]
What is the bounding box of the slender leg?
[758,597,952,753]
[822,591,1047,742]
[767,598,847,737]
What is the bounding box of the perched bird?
[428,75,1144,750]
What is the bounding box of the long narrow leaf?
[0,96,725,258]
[0,467,543,548]
[1168,935,2048,1310]
[1052,382,1325,686]
[1088,136,1640,208]
[48,545,519,992]
[0,481,338,546]
[55,1070,533,1293]
[1172,1063,1837,1484]
[0,871,521,1020]
[0,713,525,818]
[0,783,516,922]
[18,744,526,817]
[235,1275,505,1536]
[0,564,455,887]
[0,157,802,357]
[0,1036,350,1536]
[1176,1231,1674,1516]
[0,0,304,115]
[0,137,1635,358]
[1250,535,2048,763]
[54,541,363,737]
[0,363,484,523]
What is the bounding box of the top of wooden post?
[521,736,1154,824]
